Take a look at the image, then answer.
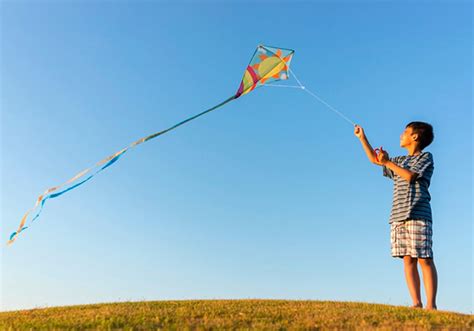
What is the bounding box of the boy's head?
[400,121,434,150]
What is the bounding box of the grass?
[0,299,472,330]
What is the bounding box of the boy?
[354,122,438,310]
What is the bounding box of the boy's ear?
[412,133,419,141]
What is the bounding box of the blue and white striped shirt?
[383,151,434,223]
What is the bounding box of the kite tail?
[8,95,237,246]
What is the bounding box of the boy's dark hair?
[406,121,434,150]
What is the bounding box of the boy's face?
[400,126,417,148]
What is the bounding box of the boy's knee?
[403,256,418,265]
[418,258,434,266]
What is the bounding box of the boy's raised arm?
[354,125,378,164]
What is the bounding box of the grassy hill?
[0,299,472,330]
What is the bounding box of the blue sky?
[1,1,472,314]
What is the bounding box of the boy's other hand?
[375,150,389,165]
[354,125,365,139]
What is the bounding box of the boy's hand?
[375,149,389,165]
[354,125,366,140]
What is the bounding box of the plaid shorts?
[390,220,433,258]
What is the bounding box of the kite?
[8,44,359,246]
[8,45,295,245]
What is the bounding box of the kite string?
[262,84,304,89]
[264,47,356,127]
[288,67,356,126]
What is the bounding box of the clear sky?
[1,1,472,314]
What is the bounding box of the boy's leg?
[418,258,438,310]
[403,256,422,307]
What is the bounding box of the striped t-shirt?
[383,151,434,223]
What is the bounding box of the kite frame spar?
[8,44,295,245]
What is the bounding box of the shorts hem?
[391,253,434,259]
